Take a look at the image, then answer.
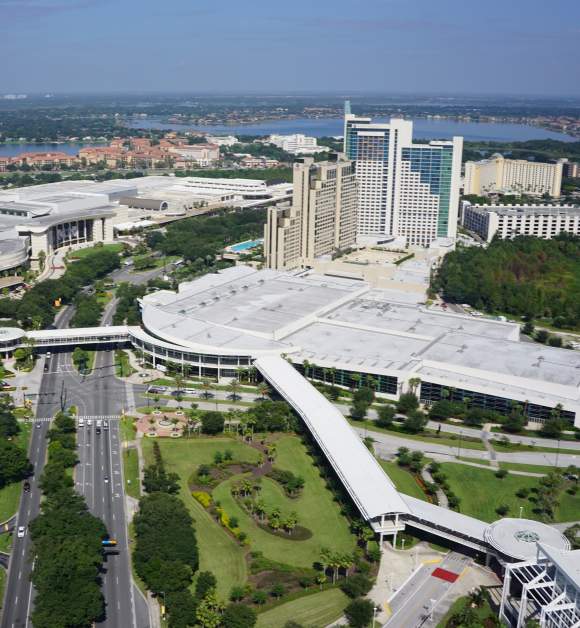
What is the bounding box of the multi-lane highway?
[1,347,149,628]
[0,410,50,628]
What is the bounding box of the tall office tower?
[464,154,563,197]
[344,111,463,247]
[264,155,358,269]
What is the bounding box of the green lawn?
[379,461,428,501]
[355,420,486,451]
[0,532,12,553]
[0,423,31,522]
[492,440,580,455]
[212,435,356,569]
[68,243,124,260]
[119,417,137,443]
[440,463,579,523]
[72,349,95,375]
[142,437,259,597]
[256,588,349,628]
[123,448,140,499]
[499,462,552,474]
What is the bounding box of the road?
[2,349,149,628]
[73,350,141,628]
[355,426,580,468]
[0,368,52,628]
[385,553,470,628]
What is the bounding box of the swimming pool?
[229,239,263,253]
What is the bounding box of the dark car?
[23,481,31,492]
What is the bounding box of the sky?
[1,0,579,95]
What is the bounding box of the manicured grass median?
[379,461,428,501]
[256,588,349,628]
[115,350,135,378]
[68,243,124,260]
[123,448,140,499]
[352,419,486,451]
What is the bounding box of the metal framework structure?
[501,544,580,628]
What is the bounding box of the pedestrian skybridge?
[255,355,490,552]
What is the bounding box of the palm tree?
[316,574,326,590]
[227,378,241,402]
[170,417,180,432]
[174,373,185,392]
[266,443,277,462]
[350,373,361,391]
[339,553,353,578]
[255,499,266,522]
[408,377,421,395]
[200,379,213,399]
[302,359,310,378]
[319,547,331,578]
[257,382,270,400]
[148,417,156,433]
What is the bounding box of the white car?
[17,526,25,538]
[87,419,93,427]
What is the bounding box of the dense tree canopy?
[149,208,266,263]
[432,235,580,330]
[0,247,120,329]
[133,492,199,595]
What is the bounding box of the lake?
[128,116,577,143]
[0,142,105,158]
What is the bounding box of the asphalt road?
[2,349,149,628]
[385,553,471,628]
[74,350,139,628]
[1,371,52,628]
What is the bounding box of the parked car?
[17,526,26,538]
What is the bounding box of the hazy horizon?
[1,0,579,96]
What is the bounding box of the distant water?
[0,142,104,158]
[128,116,577,142]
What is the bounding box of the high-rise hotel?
[344,104,463,247]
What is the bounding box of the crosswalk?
[33,415,120,422]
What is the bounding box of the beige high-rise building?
[264,156,358,269]
[464,154,563,197]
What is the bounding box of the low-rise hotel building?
[462,202,580,242]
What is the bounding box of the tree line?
[431,235,580,330]
[0,246,120,329]
[30,410,107,627]
[0,395,32,490]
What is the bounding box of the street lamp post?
[458,430,463,458]
[372,605,379,628]
[555,439,561,469]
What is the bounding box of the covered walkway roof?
[255,355,411,520]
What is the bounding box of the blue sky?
[1,0,579,95]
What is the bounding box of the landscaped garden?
[139,423,375,626]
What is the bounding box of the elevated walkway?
[255,354,489,552]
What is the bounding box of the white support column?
[500,565,512,620]
[516,585,528,628]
